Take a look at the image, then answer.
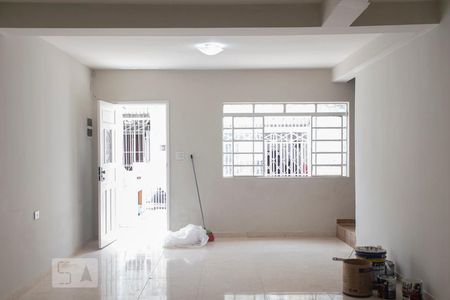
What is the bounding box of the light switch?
[175,152,185,160]
[33,210,40,220]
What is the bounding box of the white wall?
[354,1,450,297]
[94,69,355,236]
[0,36,96,299]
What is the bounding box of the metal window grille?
[123,116,151,171]
[146,187,167,210]
[223,103,349,178]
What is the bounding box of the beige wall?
[93,69,355,236]
[0,36,96,299]
[354,0,450,298]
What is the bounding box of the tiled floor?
[20,234,400,300]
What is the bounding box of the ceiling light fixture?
[196,42,225,56]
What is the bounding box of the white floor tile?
[19,237,393,300]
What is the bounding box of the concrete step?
[336,219,355,248]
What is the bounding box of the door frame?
[105,100,171,232]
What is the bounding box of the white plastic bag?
[163,224,209,248]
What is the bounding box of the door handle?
[98,167,106,182]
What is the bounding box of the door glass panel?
[104,129,113,164]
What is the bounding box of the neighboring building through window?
[223,102,349,177]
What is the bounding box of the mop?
[190,154,215,242]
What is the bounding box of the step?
[336,219,355,248]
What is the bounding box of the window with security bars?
[123,116,151,171]
[223,103,349,177]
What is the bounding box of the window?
[123,116,151,171]
[223,103,349,177]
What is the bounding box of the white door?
[98,101,118,249]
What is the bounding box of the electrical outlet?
[33,210,40,220]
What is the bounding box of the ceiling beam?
[0,3,321,28]
[332,25,437,82]
[322,0,369,27]
[353,1,440,26]
[0,1,440,29]
[0,24,437,37]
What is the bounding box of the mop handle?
[190,154,206,229]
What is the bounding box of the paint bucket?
[342,258,373,297]
[355,246,387,288]
[377,274,397,299]
[402,278,423,300]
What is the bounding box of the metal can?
[377,274,397,299]
[402,278,423,300]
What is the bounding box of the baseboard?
[213,232,335,238]
[5,238,96,300]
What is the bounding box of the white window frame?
[222,102,349,178]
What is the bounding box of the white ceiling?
[42,34,379,70]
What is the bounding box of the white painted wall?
[93,69,355,236]
[354,1,450,297]
[0,36,95,299]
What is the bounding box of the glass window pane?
[223,166,233,177]
[234,154,253,165]
[234,129,253,140]
[254,142,263,153]
[254,117,263,128]
[223,129,232,141]
[223,142,232,153]
[223,154,233,165]
[254,154,263,165]
[314,116,342,127]
[285,104,315,113]
[316,153,342,165]
[234,117,254,128]
[223,117,232,128]
[254,104,284,113]
[265,116,310,129]
[317,103,347,113]
[343,116,348,127]
[234,166,253,176]
[315,141,342,152]
[234,142,253,153]
[254,129,263,140]
[104,129,113,164]
[223,104,253,113]
[315,128,342,140]
[315,166,342,176]
[254,166,264,176]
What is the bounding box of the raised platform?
[337,219,356,248]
